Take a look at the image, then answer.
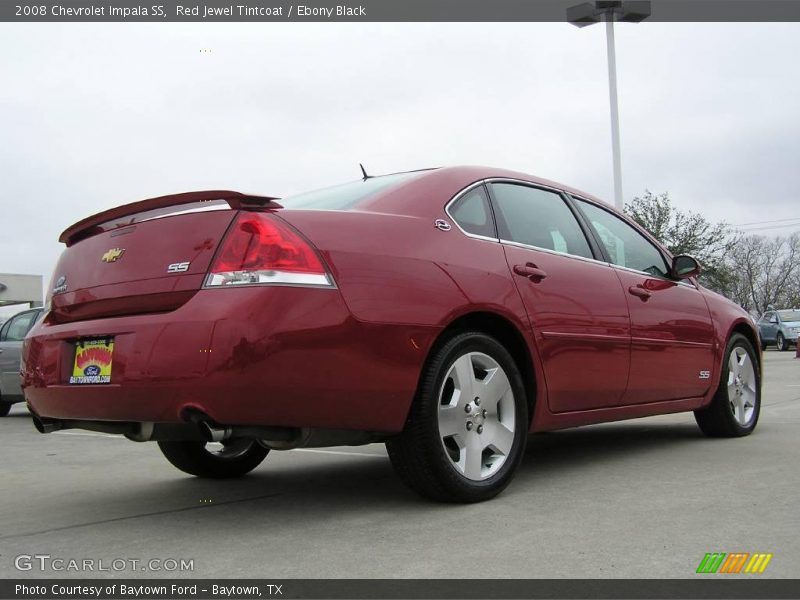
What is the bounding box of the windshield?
[278,171,427,211]
[778,310,800,322]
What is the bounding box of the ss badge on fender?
[167,262,190,273]
[699,370,711,380]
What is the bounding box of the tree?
[723,233,800,314]
[624,191,736,293]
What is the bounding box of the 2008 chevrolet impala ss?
[22,166,761,502]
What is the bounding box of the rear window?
[279,171,425,211]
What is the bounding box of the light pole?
[567,1,651,210]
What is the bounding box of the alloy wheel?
[437,352,516,481]
[727,346,757,426]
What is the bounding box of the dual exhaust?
[31,412,298,445]
[32,411,377,448]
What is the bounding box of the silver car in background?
[0,307,43,415]
[757,309,800,351]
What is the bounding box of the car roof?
[361,165,610,215]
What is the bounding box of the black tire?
[760,341,768,352]
[694,333,761,437]
[157,439,269,478]
[386,331,528,503]
[0,401,11,417]
[776,332,787,351]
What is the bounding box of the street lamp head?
[616,1,652,23]
[566,2,600,27]
[567,1,651,27]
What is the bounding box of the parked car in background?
[757,309,800,351]
[22,167,762,502]
[0,307,44,415]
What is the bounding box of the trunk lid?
[49,191,282,323]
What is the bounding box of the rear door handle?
[628,285,652,301]
[513,263,548,282]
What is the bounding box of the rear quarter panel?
[278,208,541,423]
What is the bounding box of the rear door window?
[490,183,593,260]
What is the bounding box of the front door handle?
[513,263,548,282]
[628,285,652,301]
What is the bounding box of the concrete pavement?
[1,350,798,579]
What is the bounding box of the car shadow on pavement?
[1,415,717,541]
[516,420,706,480]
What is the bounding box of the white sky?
[1,21,799,316]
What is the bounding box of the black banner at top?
[4,0,800,23]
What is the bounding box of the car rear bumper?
[23,286,436,433]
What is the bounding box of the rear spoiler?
[59,190,282,246]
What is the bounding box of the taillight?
[204,213,333,288]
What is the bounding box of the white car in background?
[0,307,44,415]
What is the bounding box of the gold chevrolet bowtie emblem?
[101,248,125,263]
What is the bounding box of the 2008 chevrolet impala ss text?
[22,166,762,502]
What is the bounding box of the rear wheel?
[157,439,269,478]
[0,401,11,417]
[387,332,528,503]
[776,332,787,351]
[694,333,760,437]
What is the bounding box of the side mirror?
[671,255,700,280]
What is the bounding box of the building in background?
[0,274,44,321]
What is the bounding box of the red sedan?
[22,166,761,502]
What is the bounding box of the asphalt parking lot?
[1,350,798,579]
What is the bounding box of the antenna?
[359,163,370,180]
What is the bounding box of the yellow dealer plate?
[70,339,114,384]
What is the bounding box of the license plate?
[70,339,114,384]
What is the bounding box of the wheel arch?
[727,319,763,376]
[415,311,537,426]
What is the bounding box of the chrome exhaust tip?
[198,420,232,443]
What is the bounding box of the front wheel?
[0,402,11,417]
[776,332,787,351]
[694,333,760,437]
[387,331,528,503]
[157,439,269,478]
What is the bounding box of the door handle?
[628,285,652,301]
[513,263,548,282]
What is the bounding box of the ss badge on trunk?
[167,262,190,273]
